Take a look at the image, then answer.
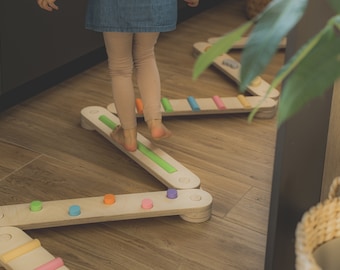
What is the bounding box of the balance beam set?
[0,33,283,270]
[0,106,209,229]
[0,105,212,270]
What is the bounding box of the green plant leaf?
[240,0,309,92]
[192,21,253,80]
[246,28,326,122]
[247,16,338,122]
[269,33,324,90]
[278,22,340,126]
[328,0,340,13]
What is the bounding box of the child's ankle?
[110,126,137,152]
[123,128,137,151]
[147,119,171,140]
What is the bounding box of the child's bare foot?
[110,126,137,152]
[147,119,172,140]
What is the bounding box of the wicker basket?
[246,0,271,19]
[295,177,340,270]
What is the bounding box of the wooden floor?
[0,1,284,269]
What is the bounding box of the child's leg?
[103,32,138,151]
[133,32,171,139]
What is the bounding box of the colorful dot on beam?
[68,205,81,216]
[141,198,153,209]
[167,189,178,199]
[30,200,43,212]
[103,194,116,205]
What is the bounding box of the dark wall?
[0,1,104,111]
[0,0,221,112]
[264,1,336,269]
[1,1,103,94]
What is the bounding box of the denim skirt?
[85,0,178,32]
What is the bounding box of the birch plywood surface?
[0,0,283,269]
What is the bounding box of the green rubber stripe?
[161,97,173,112]
[99,115,177,174]
[137,142,177,173]
[99,115,118,130]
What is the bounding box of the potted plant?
[193,0,340,126]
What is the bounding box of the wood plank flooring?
[0,0,284,269]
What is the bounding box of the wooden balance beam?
[192,41,280,100]
[107,94,277,119]
[0,189,212,230]
[81,106,201,190]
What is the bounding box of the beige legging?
[103,32,162,129]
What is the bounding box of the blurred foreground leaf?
[192,21,253,80]
[240,0,308,91]
[328,0,340,13]
[247,26,326,122]
[278,16,340,125]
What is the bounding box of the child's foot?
[110,126,137,152]
[147,119,172,140]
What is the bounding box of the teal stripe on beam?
[187,96,200,111]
